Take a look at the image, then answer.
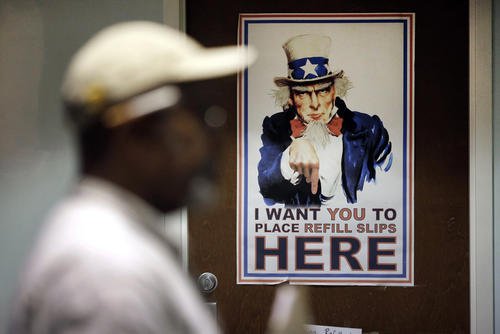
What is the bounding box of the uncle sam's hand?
[289,138,319,195]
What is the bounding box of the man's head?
[75,90,210,212]
[62,21,256,212]
[272,34,351,116]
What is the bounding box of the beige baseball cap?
[62,21,256,127]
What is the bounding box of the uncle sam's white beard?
[303,120,331,149]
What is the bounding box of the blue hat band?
[288,57,330,80]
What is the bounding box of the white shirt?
[10,177,219,334]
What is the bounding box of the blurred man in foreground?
[10,21,255,333]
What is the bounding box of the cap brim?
[171,45,257,83]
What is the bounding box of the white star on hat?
[301,59,317,78]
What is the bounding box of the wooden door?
[188,1,469,333]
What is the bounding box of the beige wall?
[0,1,163,331]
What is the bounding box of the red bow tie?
[290,116,343,138]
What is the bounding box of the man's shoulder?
[45,192,130,242]
[31,192,159,273]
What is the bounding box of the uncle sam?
[258,34,392,206]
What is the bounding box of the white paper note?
[305,324,362,334]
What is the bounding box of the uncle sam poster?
[237,14,414,285]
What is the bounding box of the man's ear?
[106,123,137,159]
[108,120,157,161]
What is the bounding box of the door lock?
[198,272,218,293]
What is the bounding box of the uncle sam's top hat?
[274,34,341,87]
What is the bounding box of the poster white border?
[237,13,415,286]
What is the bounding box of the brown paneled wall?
[187,1,469,333]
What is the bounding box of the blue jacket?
[257,97,392,205]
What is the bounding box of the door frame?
[163,0,494,332]
[469,0,493,333]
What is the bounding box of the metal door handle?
[198,272,218,293]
